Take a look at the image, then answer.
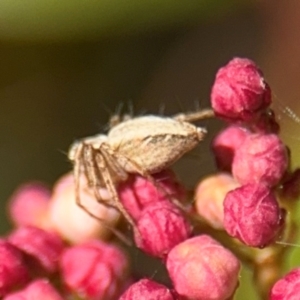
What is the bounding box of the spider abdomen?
[108,116,206,174]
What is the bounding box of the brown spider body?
[68,113,209,231]
[108,116,206,173]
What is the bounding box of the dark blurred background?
[1,1,300,298]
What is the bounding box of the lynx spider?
[68,108,214,231]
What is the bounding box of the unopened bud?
[224,183,284,247]
[119,278,176,300]
[166,235,240,300]
[48,173,120,244]
[118,169,186,221]
[60,240,129,300]
[194,173,239,229]
[134,202,192,258]
[0,241,30,296]
[4,279,64,300]
[232,133,288,187]
[270,268,300,300]
[8,183,50,228]
[211,57,271,122]
[212,125,250,171]
[8,226,64,276]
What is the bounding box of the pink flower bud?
[118,169,186,221]
[224,183,284,247]
[232,133,288,187]
[60,240,129,300]
[81,240,130,279]
[166,235,240,300]
[270,268,300,300]
[212,125,250,171]
[0,241,30,296]
[8,183,50,228]
[134,202,192,258]
[22,279,63,300]
[119,278,176,300]
[4,279,64,300]
[194,173,239,229]
[47,172,120,244]
[8,226,64,275]
[211,57,271,122]
[3,292,25,300]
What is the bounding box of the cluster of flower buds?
[3,167,242,299]
[199,57,300,298]
[118,170,192,258]
[208,58,290,248]
[2,57,300,299]
[118,169,240,299]
[2,178,131,299]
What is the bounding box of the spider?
[68,109,214,230]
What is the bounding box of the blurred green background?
[1,0,300,299]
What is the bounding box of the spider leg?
[79,145,106,206]
[84,145,109,203]
[95,148,137,231]
[88,146,119,210]
[73,144,131,245]
[172,108,214,123]
[82,145,96,187]
[81,145,113,208]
